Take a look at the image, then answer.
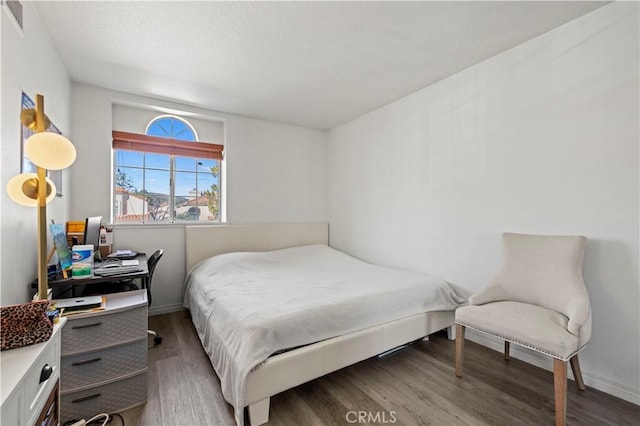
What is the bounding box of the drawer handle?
[71,357,102,366]
[72,322,102,329]
[39,364,53,383]
[72,393,101,403]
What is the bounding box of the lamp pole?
[35,94,48,300]
[9,93,76,300]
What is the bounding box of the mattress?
[183,244,464,425]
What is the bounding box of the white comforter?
[183,244,464,425]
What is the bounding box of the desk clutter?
[47,219,114,281]
[63,218,113,255]
[94,258,143,276]
[35,252,149,301]
[107,249,139,260]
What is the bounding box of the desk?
[44,253,149,298]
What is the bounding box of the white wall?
[1,3,72,305]
[328,2,639,404]
[70,83,328,313]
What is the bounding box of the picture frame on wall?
[21,92,63,196]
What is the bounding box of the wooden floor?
[122,312,639,426]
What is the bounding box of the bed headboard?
[185,223,329,271]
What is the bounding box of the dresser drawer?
[1,386,21,425]
[24,335,60,423]
[61,371,147,424]
[61,339,147,392]
[62,307,147,355]
[1,319,65,426]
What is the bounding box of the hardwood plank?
[119,313,640,426]
[405,346,546,424]
[267,391,324,426]
[341,355,483,426]
[292,379,352,425]
[423,333,555,405]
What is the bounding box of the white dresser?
[1,317,66,426]
[58,290,148,424]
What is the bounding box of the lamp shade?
[6,173,56,206]
[25,132,76,170]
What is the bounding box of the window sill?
[109,222,228,229]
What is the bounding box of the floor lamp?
[6,94,76,300]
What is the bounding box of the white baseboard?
[149,303,185,316]
[465,330,640,406]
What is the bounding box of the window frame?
[112,116,224,224]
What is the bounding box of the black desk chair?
[145,249,164,345]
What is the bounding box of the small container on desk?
[71,245,94,279]
[99,227,113,259]
[99,245,112,259]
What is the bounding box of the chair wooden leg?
[455,324,465,377]
[504,341,510,361]
[553,358,567,426]
[569,354,586,391]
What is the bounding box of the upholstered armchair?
[455,233,591,426]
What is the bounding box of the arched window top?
[145,115,198,142]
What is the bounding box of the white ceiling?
[32,1,607,130]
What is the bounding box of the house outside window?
[112,115,223,223]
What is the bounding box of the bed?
[184,223,464,425]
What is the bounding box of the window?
[112,115,223,223]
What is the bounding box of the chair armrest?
[565,297,591,338]
[468,285,507,306]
